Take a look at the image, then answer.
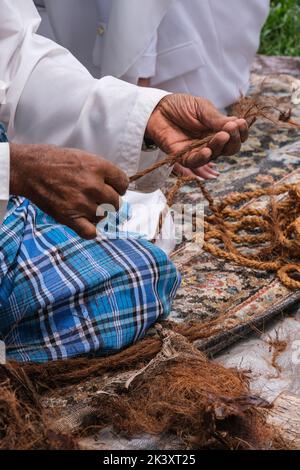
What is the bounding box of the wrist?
[138,78,151,87]
[145,94,170,146]
[142,135,158,152]
[10,143,29,196]
[145,107,160,144]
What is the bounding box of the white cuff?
[0,80,8,105]
[118,85,169,179]
[0,142,10,224]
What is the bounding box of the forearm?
[0,142,48,222]
[9,142,38,198]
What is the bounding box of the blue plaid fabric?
[0,198,180,362]
[0,123,8,142]
[0,123,180,363]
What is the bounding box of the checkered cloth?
[0,123,7,143]
[0,125,180,363]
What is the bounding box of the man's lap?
[0,197,180,362]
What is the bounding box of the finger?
[200,164,220,176]
[71,217,97,240]
[200,100,239,130]
[203,167,219,177]
[207,131,230,159]
[70,196,103,224]
[85,202,106,223]
[207,162,218,169]
[100,184,122,211]
[221,121,242,156]
[236,118,249,143]
[104,164,129,196]
[205,114,238,131]
[173,165,195,178]
[172,163,185,176]
[181,146,212,169]
[174,164,206,180]
[173,161,219,180]
[194,166,219,180]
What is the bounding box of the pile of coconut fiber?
[0,326,290,450]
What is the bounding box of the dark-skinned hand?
[146,94,248,170]
[10,143,129,240]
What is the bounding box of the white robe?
[0,0,173,246]
[36,0,174,81]
[149,0,270,110]
[36,0,270,110]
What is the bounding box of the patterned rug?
[169,71,300,356]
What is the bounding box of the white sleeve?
[0,143,10,225]
[0,0,168,184]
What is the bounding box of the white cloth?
[37,0,269,110]
[36,0,174,82]
[0,143,9,225]
[123,190,176,255]
[0,0,171,227]
[0,81,7,105]
[93,0,159,83]
[149,0,270,109]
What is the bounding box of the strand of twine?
[130,96,300,290]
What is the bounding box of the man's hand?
[146,94,248,169]
[10,143,129,239]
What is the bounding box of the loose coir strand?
[130,96,300,290]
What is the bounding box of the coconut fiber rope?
[130,95,300,290]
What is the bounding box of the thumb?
[199,99,239,130]
[203,111,238,131]
[70,217,97,240]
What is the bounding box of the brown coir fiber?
[0,328,277,450]
[79,328,274,449]
[268,337,288,376]
[0,377,78,449]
